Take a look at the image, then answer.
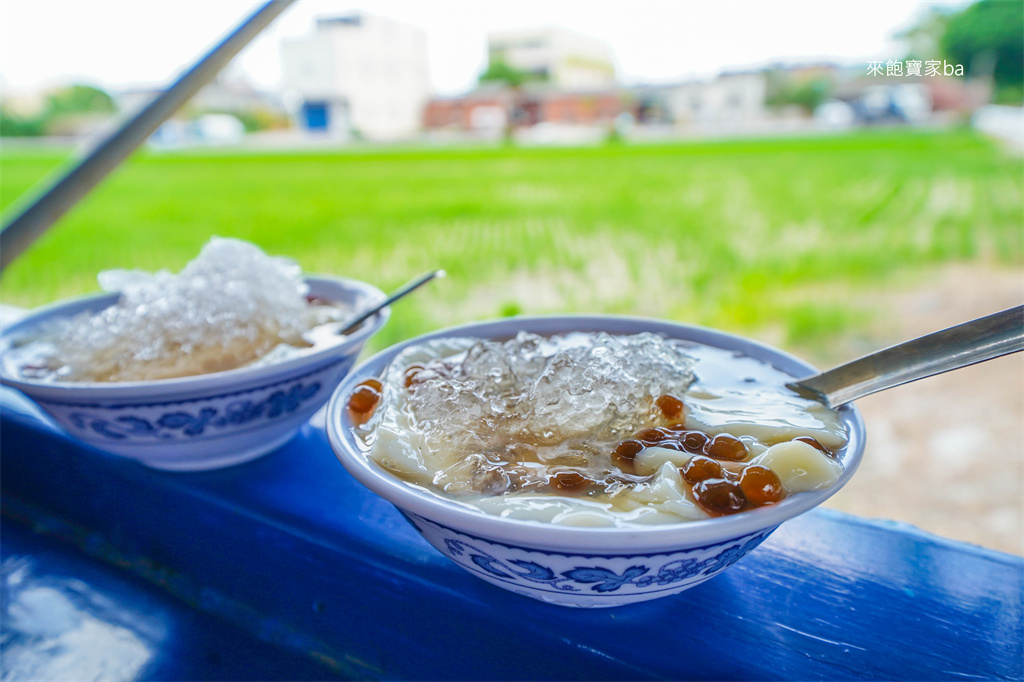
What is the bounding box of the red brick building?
[423,86,630,132]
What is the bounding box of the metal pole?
[0,0,295,272]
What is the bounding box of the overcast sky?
[0,0,966,97]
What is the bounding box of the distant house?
[634,72,768,127]
[279,13,430,141]
[423,26,620,139]
[538,89,625,125]
[423,87,515,133]
[423,85,628,136]
[486,27,616,90]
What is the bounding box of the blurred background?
[1,1,1021,554]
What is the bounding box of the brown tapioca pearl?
[403,363,426,388]
[551,471,592,493]
[613,438,644,461]
[705,434,748,461]
[634,427,671,444]
[739,465,785,506]
[681,431,710,453]
[681,456,723,484]
[652,440,686,452]
[612,438,644,472]
[794,436,834,457]
[665,421,689,432]
[655,394,684,420]
[692,478,747,516]
[347,378,383,425]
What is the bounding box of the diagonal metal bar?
[0,0,295,272]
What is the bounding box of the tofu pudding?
[3,238,353,383]
[347,331,847,528]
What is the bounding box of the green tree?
[478,59,537,88]
[0,108,46,137]
[45,84,116,116]
[765,72,833,113]
[0,83,118,137]
[941,0,1023,98]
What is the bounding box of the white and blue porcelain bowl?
[326,316,865,608]
[1,276,388,471]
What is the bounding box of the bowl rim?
[0,275,388,399]
[326,314,866,553]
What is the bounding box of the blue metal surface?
[2,385,1022,681]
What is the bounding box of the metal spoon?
[788,305,1024,407]
[339,269,446,336]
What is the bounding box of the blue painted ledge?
[1,516,339,680]
[2,386,1022,681]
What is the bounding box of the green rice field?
[1,130,1021,357]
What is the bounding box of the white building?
[279,14,430,141]
[663,72,768,125]
[486,27,615,90]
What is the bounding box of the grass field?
[1,130,1021,356]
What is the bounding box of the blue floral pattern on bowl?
[33,359,353,470]
[408,513,775,607]
[2,276,388,471]
[60,377,326,441]
[326,314,866,608]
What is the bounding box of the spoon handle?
[339,270,445,335]
[789,305,1024,407]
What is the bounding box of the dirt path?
[822,264,1023,555]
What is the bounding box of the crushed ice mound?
[391,331,696,455]
[23,238,343,382]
